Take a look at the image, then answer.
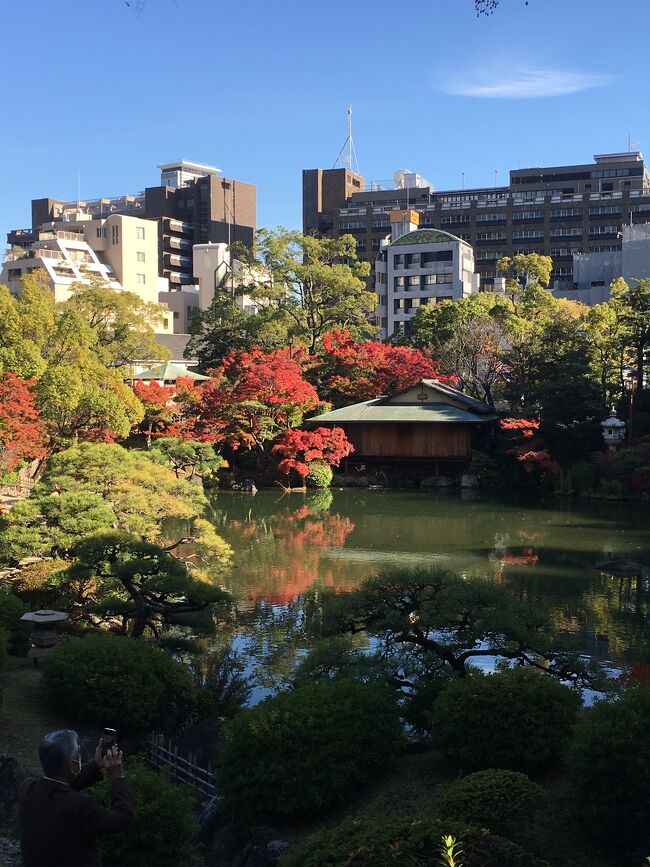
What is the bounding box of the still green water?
[208,490,650,690]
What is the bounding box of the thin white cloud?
[444,66,612,99]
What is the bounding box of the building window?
[512,210,544,221]
[512,230,544,240]
[96,227,106,238]
[408,275,420,287]
[111,224,119,245]
[424,273,452,284]
[441,214,470,225]
[477,231,506,241]
[589,225,618,236]
[163,318,169,329]
[7,268,21,279]
[394,276,405,289]
[173,311,179,319]
[589,205,621,216]
[476,212,506,222]
[137,226,145,240]
[551,228,581,237]
[550,208,582,218]
[136,251,145,262]
[137,273,146,284]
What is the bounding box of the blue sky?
[1,0,648,243]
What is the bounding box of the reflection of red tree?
[230,507,357,604]
[501,546,540,566]
[618,662,650,690]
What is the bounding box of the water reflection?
[210,491,650,673]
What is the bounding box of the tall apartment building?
[303,152,650,297]
[8,160,256,292]
[375,210,480,338]
[0,213,200,337]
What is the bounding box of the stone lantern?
[20,609,69,665]
[601,408,626,452]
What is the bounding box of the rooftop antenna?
[333,105,360,175]
[628,131,640,152]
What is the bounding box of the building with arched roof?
[374,210,481,338]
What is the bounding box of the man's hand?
[95,742,125,780]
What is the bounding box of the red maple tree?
[499,417,559,475]
[192,349,324,450]
[0,372,48,474]
[272,426,354,479]
[132,377,201,445]
[317,329,445,404]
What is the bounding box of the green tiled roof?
[132,362,210,382]
[308,400,497,425]
[392,229,462,246]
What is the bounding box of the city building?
[8,160,256,291]
[375,210,481,338]
[558,222,650,305]
[303,152,650,299]
[193,242,273,314]
[1,214,178,335]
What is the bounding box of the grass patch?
[0,656,66,773]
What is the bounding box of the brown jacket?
[18,760,134,867]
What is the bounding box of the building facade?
[303,152,650,299]
[375,210,480,338]
[1,214,178,335]
[8,160,256,292]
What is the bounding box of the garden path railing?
[148,732,216,800]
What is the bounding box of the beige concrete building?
[1,214,174,335]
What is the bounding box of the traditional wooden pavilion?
[307,379,497,469]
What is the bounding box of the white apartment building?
[193,242,270,314]
[375,210,480,338]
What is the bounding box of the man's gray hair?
[39,730,80,778]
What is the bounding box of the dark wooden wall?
[340,423,471,459]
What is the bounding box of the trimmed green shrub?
[568,687,650,859]
[279,814,552,867]
[96,759,198,867]
[218,679,402,817]
[42,632,197,733]
[0,587,30,655]
[431,668,581,773]
[434,769,549,839]
[306,461,333,488]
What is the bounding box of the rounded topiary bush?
[42,632,197,733]
[218,679,402,817]
[279,814,551,867]
[306,462,333,488]
[96,759,198,867]
[431,667,581,773]
[568,687,650,859]
[434,769,549,839]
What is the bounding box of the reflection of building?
[375,210,481,338]
[308,379,496,470]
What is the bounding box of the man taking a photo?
[18,729,133,867]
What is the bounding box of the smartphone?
[102,728,117,756]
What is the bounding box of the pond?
[207,490,650,697]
